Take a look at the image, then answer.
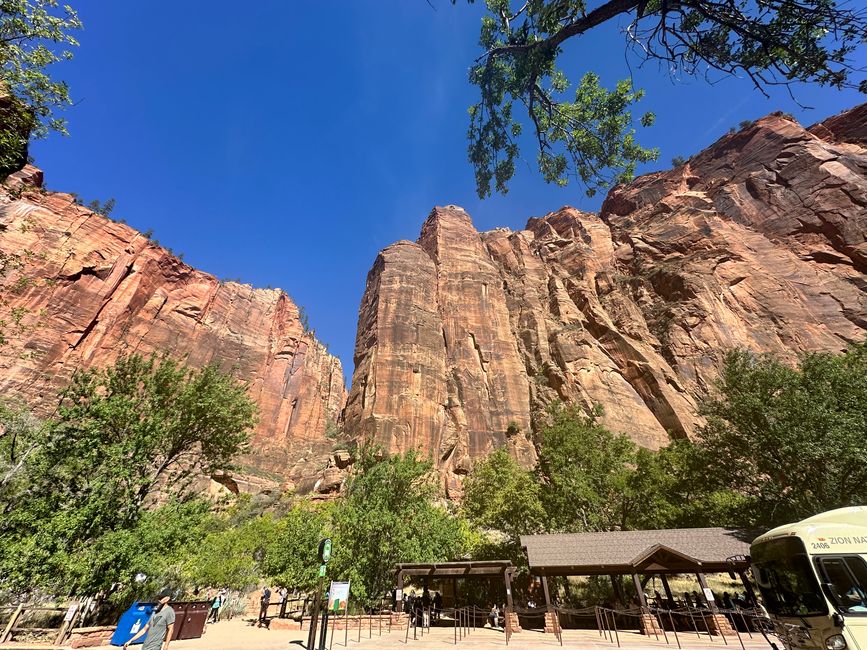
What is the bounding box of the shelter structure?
[395,560,516,608]
[520,528,754,635]
[394,560,519,630]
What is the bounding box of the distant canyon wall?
[0,167,346,490]
[343,106,867,495]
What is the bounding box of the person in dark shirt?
[257,586,271,628]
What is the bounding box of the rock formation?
[2,104,865,496]
[0,166,346,489]
[344,105,867,494]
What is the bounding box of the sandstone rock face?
[0,169,346,486]
[344,105,867,491]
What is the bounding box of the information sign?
[328,581,351,612]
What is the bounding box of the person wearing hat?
[123,588,175,650]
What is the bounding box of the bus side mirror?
[832,613,843,628]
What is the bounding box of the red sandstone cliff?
[344,105,867,495]
[2,104,864,496]
[0,167,346,489]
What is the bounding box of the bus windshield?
[815,556,867,616]
[752,537,827,617]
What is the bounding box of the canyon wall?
[344,106,867,495]
[1,104,864,496]
[0,166,346,490]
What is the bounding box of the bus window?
[752,537,827,617]
[816,557,867,615]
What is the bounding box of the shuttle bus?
[751,507,867,650]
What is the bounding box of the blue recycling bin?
[111,601,155,646]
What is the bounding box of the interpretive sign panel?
[329,581,350,612]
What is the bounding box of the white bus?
[750,507,867,650]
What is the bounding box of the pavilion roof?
[520,528,753,576]
[395,560,515,577]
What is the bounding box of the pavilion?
[394,560,517,611]
[520,527,754,634]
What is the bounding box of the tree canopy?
[695,343,867,527]
[0,353,257,595]
[328,448,468,603]
[0,1,81,174]
[459,0,867,197]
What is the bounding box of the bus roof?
[751,506,867,550]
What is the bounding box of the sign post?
[307,538,332,650]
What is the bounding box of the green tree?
[0,1,82,174]
[459,0,866,197]
[535,403,677,531]
[696,344,867,527]
[0,403,43,500]
[0,354,257,594]
[329,448,469,603]
[462,447,545,550]
[264,502,331,593]
[186,513,282,591]
[77,499,212,606]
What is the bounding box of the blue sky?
[31,1,864,383]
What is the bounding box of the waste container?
[110,601,155,646]
[170,601,209,640]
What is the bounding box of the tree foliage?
[536,403,669,531]
[264,502,331,594]
[695,343,867,527]
[462,447,545,540]
[460,0,867,197]
[0,1,81,173]
[329,448,468,603]
[0,354,257,595]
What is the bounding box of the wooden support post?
[1,604,23,643]
[661,574,675,606]
[396,571,404,613]
[54,601,80,646]
[542,576,553,612]
[697,573,717,611]
[504,569,514,610]
[632,574,648,608]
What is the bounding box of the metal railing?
[593,604,779,650]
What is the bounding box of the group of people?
[205,587,228,624]
[256,585,290,627]
[402,587,443,626]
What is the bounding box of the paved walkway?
[170,619,777,650]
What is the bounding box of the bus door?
[814,556,867,650]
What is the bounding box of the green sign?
[319,564,327,577]
[319,538,332,564]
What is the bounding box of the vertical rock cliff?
[344,105,867,494]
[0,166,346,487]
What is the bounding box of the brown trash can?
[170,601,210,640]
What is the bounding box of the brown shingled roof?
[520,528,753,575]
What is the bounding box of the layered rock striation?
[344,106,867,493]
[0,167,346,487]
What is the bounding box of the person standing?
[124,589,175,650]
[208,590,222,624]
[278,586,288,617]
[257,586,271,628]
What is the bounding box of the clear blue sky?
[31,1,864,383]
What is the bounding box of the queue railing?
[594,604,779,650]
